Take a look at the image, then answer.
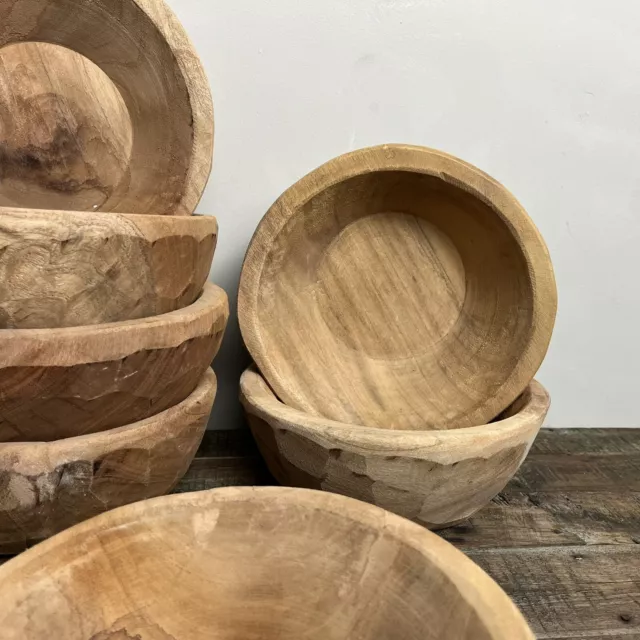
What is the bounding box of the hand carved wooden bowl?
[0,486,534,639]
[0,0,213,215]
[0,283,228,443]
[0,368,216,553]
[241,366,550,529]
[0,207,218,329]
[239,144,557,430]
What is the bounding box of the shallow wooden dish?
[0,207,218,328]
[0,368,216,553]
[0,283,228,443]
[239,144,557,430]
[241,366,550,529]
[0,486,533,639]
[0,0,213,215]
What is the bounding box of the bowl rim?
[0,368,216,461]
[0,485,534,640]
[240,365,550,464]
[0,206,218,240]
[0,282,229,366]
[238,143,557,431]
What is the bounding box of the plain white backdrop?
[166,0,640,429]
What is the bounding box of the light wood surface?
[241,366,550,528]
[0,42,133,211]
[0,368,216,553]
[239,144,557,430]
[0,0,213,215]
[0,207,217,328]
[170,429,640,639]
[0,486,533,639]
[0,283,228,442]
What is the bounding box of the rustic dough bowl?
[241,366,550,529]
[0,283,228,443]
[0,368,216,553]
[0,486,534,639]
[239,144,557,431]
[0,0,213,214]
[0,207,218,328]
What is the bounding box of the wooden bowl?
[0,42,133,211]
[0,283,228,443]
[0,486,533,639]
[0,0,213,215]
[239,144,557,430]
[0,368,216,553]
[241,366,550,529]
[0,207,218,329]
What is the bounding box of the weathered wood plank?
[196,428,260,458]
[467,544,640,638]
[173,456,272,493]
[531,429,640,455]
[508,454,640,493]
[443,491,640,549]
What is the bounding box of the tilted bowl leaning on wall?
[0,368,216,553]
[0,486,534,639]
[239,144,557,430]
[0,208,218,328]
[241,366,550,529]
[0,0,213,214]
[0,283,228,443]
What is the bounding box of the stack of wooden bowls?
[239,143,557,529]
[0,0,227,552]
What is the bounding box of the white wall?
[167,0,640,429]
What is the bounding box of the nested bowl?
[0,486,533,639]
[0,283,228,443]
[0,208,218,329]
[0,0,213,215]
[0,368,216,553]
[0,42,133,211]
[241,366,550,529]
[239,144,557,431]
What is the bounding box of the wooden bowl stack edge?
[239,143,557,528]
[0,1,224,551]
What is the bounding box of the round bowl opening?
[249,159,540,430]
[0,489,532,639]
[0,42,133,211]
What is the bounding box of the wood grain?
[441,491,640,549]
[0,0,213,215]
[0,283,228,442]
[239,144,557,431]
[240,366,550,528]
[0,368,216,553]
[0,208,217,328]
[468,545,640,639]
[0,487,533,639]
[0,42,132,211]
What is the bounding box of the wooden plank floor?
[2,428,638,638]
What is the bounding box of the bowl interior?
[0,42,133,211]
[0,0,211,214]
[250,168,536,430]
[0,489,529,639]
